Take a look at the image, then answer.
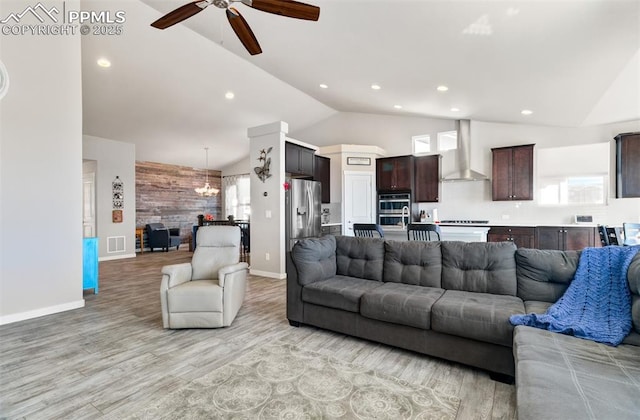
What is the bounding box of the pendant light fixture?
[195,147,219,197]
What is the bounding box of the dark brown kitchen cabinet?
[285,142,314,177]
[376,155,414,191]
[314,155,330,203]
[488,226,535,249]
[492,144,534,201]
[614,132,640,198]
[535,226,597,251]
[414,155,441,202]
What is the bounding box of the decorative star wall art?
[254,147,272,183]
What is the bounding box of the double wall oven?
[378,192,411,227]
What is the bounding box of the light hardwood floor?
[0,248,516,419]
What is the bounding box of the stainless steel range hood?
[442,119,489,182]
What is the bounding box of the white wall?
[248,122,287,278]
[292,112,640,226]
[221,156,250,177]
[292,112,456,156]
[0,0,84,324]
[82,135,136,260]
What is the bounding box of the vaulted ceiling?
[81,0,640,169]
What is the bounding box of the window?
[223,174,251,220]
[437,131,457,151]
[413,131,458,155]
[412,135,431,154]
[537,143,609,206]
[539,175,607,206]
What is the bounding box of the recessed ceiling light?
[225,91,235,99]
[450,107,460,112]
[437,85,449,92]
[521,109,533,115]
[393,105,403,109]
[371,84,381,90]
[97,58,111,68]
[319,83,328,89]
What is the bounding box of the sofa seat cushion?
[524,300,640,346]
[431,290,525,346]
[301,276,383,313]
[167,280,222,313]
[514,325,640,420]
[360,283,445,330]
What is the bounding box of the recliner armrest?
[218,262,249,288]
[161,263,192,289]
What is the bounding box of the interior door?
[343,171,375,236]
[83,172,96,237]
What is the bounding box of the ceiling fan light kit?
[151,0,320,55]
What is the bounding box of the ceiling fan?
[151,0,320,56]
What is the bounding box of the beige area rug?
[130,342,460,419]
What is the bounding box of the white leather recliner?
[160,225,249,329]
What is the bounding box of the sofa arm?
[161,263,192,289]
[287,252,304,324]
[218,262,249,288]
[160,262,192,329]
[220,263,248,326]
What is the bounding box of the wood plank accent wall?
[136,161,222,242]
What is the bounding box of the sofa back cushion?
[515,248,579,303]
[291,236,337,286]
[441,241,517,295]
[383,240,442,287]
[336,236,385,281]
[629,253,640,333]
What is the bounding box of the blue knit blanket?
[510,246,639,346]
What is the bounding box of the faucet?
[401,206,410,230]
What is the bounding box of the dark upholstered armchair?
[146,223,181,252]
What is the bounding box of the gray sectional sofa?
[286,235,640,420]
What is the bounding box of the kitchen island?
[382,223,490,242]
[381,222,599,250]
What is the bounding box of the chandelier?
[195,147,219,197]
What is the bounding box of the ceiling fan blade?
[226,8,262,55]
[151,1,208,29]
[247,0,320,21]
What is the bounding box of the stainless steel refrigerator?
[286,179,322,250]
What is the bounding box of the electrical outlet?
[265,253,270,261]
[265,210,272,218]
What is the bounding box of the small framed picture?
[112,210,123,223]
[347,157,371,166]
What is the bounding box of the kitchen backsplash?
[321,203,342,224]
[415,181,639,226]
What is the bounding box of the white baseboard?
[249,269,286,279]
[99,253,136,261]
[0,299,85,326]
